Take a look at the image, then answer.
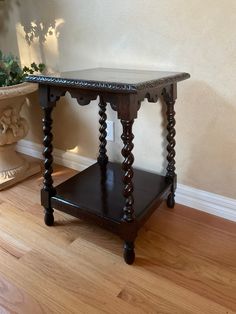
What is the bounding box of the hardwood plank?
[0,202,79,248]
[0,273,50,314]
[20,250,143,314]
[0,204,142,313]
[136,229,236,311]
[0,203,125,295]
[118,281,195,314]
[0,163,77,215]
[0,249,98,314]
[0,229,31,259]
[165,203,236,236]
[69,238,234,314]
[143,206,236,268]
[68,221,236,307]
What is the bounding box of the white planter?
[0,82,41,190]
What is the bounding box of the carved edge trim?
[25,72,190,92]
[135,73,190,90]
[26,76,137,92]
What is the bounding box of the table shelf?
[51,162,171,233]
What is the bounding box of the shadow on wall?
[0,0,64,67]
[0,0,20,33]
[15,0,65,143]
[15,0,95,156]
[178,80,236,199]
[16,0,64,66]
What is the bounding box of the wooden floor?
[0,161,235,313]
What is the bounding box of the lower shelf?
[51,162,171,232]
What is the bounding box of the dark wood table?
[26,68,190,264]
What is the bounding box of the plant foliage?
[0,50,45,87]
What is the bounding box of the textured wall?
[1,0,236,198]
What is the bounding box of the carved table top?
[26,67,190,93]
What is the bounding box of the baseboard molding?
[16,139,95,172]
[176,184,236,222]
[16,139,236,222]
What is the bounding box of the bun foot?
[124,241,135,265]
[167,193,175,208]
[44,211,54,226]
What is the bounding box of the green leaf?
[0,72,7,87]
[38,63,46,73]
[31,62,37,70]
[0,51,46,85]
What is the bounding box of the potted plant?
[0,50,45,189]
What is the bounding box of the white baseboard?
[16,139,236,222]
[16,139,95,172]
[176,184,236,222]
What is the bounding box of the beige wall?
[1,0,236,199]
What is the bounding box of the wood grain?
[0,160,235,313]
[0,273,50,314]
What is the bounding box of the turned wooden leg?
[120,119,136,264]
[42,106,55,226]
[123,241,135,265]
[97,95,108,166]
[163,86,177,208]
[121,119,135,222]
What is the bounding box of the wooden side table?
[26,68,190,264]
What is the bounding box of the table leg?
[164,88,177,208]
[124,241,135,265]
[121,119,135,221]
[42,106,55,226]
[121,119,135,264]
[97,95,108,165]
